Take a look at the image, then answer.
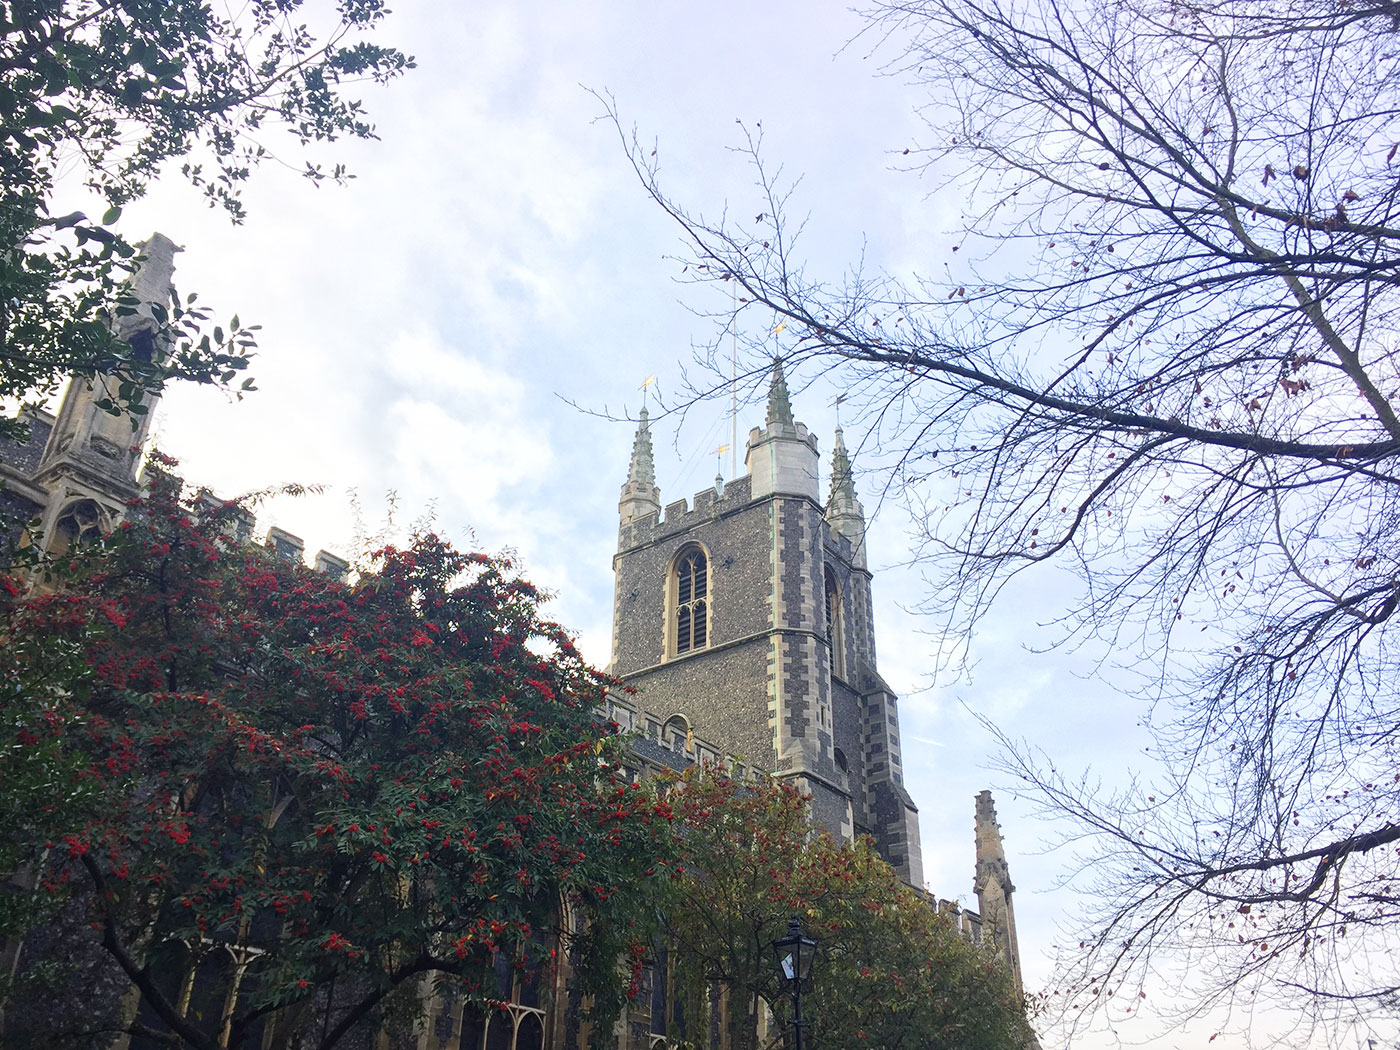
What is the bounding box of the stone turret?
[975,790,1023,996]
[27,234,179,552]
[746,360,819,501]
[825,426,866,569]
[35,234,178,493]
[619,407,662,527]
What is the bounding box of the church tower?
[609,364,922,885]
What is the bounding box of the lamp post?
[771,915,817,1050]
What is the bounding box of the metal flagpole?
[730,281,738,479]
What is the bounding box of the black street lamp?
[771,915,817,1050]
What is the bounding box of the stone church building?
[0,240,1025,1050]
[604,366,1022,986]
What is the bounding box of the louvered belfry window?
[825,566,845,680]
[675,548,709,654]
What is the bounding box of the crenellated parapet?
[597,691,772,787]
[190,490,348,580]
[617,474,754,554]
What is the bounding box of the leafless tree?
[608,0,1400,1043]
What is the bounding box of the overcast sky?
[71,2,1271,1046]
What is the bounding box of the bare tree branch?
[602,0,1400,1043]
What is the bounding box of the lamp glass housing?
[772,916,817,986]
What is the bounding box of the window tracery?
[454,949,547,1050]
[824,567,844,680]
[672,547,709,655]
[50,498,105,555]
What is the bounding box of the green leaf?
[102,205,122,225]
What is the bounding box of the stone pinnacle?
[766,358,794,426]
[628,406,656,487]
[830,426,856,506]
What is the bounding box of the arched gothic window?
[825,567,845,680]
[834,748,849,777]
[673,547,709,655]
[663,714,690,753]
[51,498,106,556]
[451,946,549,1050]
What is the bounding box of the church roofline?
[617,470,852,557]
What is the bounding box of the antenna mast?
[730,280,738,478]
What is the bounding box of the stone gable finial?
[766,358,794,426]
[628,406,656,487]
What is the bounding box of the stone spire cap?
[113,233,179,344]
[974,789,1014,893]
[826,426,866,559]
[130,233,179,304]
[975,788,1001,831]
[628,406,656,487]
[619,406,662,529]
[766,358,794,426]
[829,426,856,505]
